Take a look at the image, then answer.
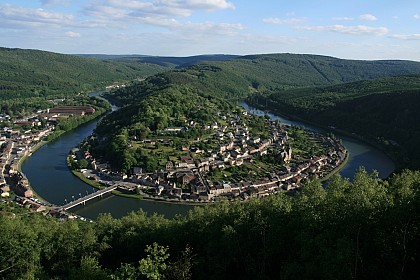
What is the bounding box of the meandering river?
[240,102,395,179]
[21,101,395,220]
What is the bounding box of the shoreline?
[18,107,109,206]
[320,150,349,182]
[68,165,208,206]
[245,100,396,178]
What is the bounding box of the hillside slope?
[0,47,168,117]
[213,53,420,89]
[250,75,420,168]
[76,54,239,68]
[0,47,166,98]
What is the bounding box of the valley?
[0,48,418,280]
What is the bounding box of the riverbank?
[17,104,109,206]
[320,150,349,182]
[68,166,209,206]
[245,100,396,177]
[17,140,51,204]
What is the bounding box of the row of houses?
[79,107,347,203]
[0,126,55,198]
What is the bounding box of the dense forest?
[0,47,166,117]
[76,54,239,68]
[248,75,420,169]
[1,169,419,279]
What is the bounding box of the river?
[240,102,395,179]
[21,100,395,220]
[21,117,193,220]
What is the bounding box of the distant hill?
[76,54,239,68]
[250,74,420,169]
[0,47,166,98]
[0,47,168,116]
[211,53,420,89]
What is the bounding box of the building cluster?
[0,126,55,198]
[0,105,91,199]
[81,111,347,203]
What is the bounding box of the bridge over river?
[59,185,118,210]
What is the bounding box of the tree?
[139,243,170,280]
[78,159,89,169]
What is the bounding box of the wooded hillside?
[1,169,419,279]
[0,47,166,117]
[250,75,420,169]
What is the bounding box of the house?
[199,192,210,201]
[117,184,137,193]
[162,127,184,133]
[193,182,208,194]
[177,172,195,185]
[165,161,174,170]
[15,184,33,197]
[171,188,182,198]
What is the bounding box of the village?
[78,109,347,203]
[1,99,347,215]
[0,105,96,216]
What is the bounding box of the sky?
[1,0,420,60]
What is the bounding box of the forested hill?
[0,47,166,98]
[76,54,239,68]
[95,54,420,170]
[249,75,420,169]
[210,53,420,89]
[0,47,168,116]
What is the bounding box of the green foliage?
[139,243,170,280]
[0,169,419,279]
[0,47,166,118]
[252,74,420,169]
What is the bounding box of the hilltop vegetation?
[211,53,420,90]
[77,54,239,68]
[249,75,420,169]
[1,169,419,279]
[0,47,166,117]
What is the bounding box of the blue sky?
[1,0,420,60]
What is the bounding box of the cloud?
[332,17,354,21]
[86,0,235,20]
[162,0,235,11]
[414,14,420,19]
[263,17,305,25]
[84,0,239,31]
[390,34,420,40]
[41,0,69,5]
[298,25,389,36]
[139,16,244,35]
[65,31,81,37]
[359,14,377,21]
[0,4,75,27]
